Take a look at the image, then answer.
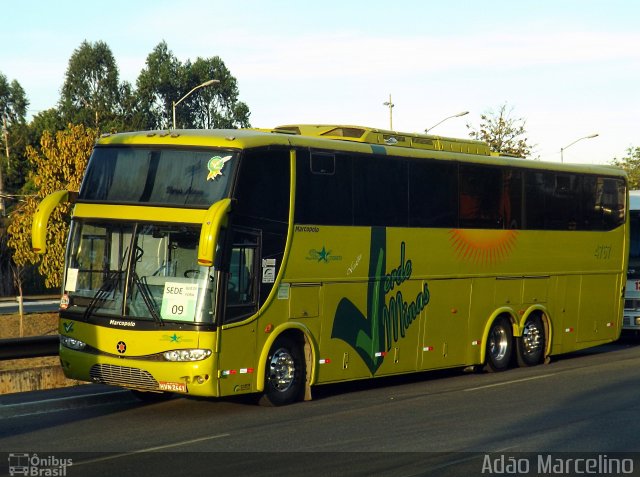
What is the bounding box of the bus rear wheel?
[516,315,545,367]
[259,336,305,407]
[485,317,513,372]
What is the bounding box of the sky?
[2,0,639,165]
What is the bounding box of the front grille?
[90,364,159,390]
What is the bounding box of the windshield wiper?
[82,270,122,321]
[133,273,163,326]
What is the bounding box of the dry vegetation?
[0,312,59,371]
[0,312,58,339]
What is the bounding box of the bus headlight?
[163,349,212,362]
[60,335,87,350]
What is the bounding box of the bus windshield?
[78,146,237,207]
[62,220,216,324]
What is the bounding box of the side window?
[409,160,457,228]
[545,173,582,230]
[501,169,523,229]
[295,150,353,225]
[523,171,547,229]
[224,230,259,323]
[353,155,408,227]
[458,165,503,229]
[233,149,289,309]
[234,149,289,223]
[583,176,626,230]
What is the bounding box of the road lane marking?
[74,433,231,466]
[463,373,556,392]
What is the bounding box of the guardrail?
[0,335,59,360]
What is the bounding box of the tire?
[485,316,513,372]
[259,335,305,407]
[516,314,546,367]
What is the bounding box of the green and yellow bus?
[32,125,628,405]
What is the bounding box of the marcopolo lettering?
[295,225,320,232]
[109,320,136,327]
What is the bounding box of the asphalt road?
[2,336,640,476]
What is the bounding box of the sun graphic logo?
[448,229,518,265]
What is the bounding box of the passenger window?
[224,230,259,323]
[459,165,502,228]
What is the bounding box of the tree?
[186,56,251,129]
[0,73,29,215]
[59,40,121,131]
[611,146,640,189]
[136,41,251,130]
[7,124,97,288]
[467,103,534,158]
[136,41,183,130]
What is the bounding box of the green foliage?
[467,103,534,159]
[186,56,251,129]
[59,40,122,131]
[136,41,183,130]
[7,124,97,288]
[137,41,251,129]
[0,72,30,215]
[611,146,640,189]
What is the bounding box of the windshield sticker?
[160,282,198,321]
[60,294,70,311]
[262,259,276,283]
[206,155,232,181]
[65,268,79,292]
[277,283,290,300]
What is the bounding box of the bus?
[623,190,640,333]
[32,124,628,406]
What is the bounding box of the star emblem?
[317,246,331,262]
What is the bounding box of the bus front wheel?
[516,315,546,367]
[259,335,305,406]
[485,317,513,372]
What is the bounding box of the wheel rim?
[522,320,542,355]
[489,325,509,362]
[267,347,296,392]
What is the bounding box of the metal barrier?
[0,335,59,360]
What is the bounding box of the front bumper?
[59,346,219,397]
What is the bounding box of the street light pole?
[560,133,599,163]
[172,79,220,130]
[425,111,469,133]
[383,94,394,130]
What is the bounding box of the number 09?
[171,304,184,315]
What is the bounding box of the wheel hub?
[268,348,295,392]
[522,322,542,353]
[489,327,509,361]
